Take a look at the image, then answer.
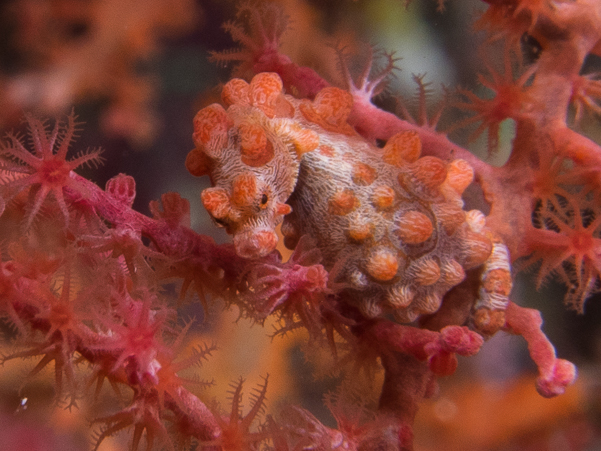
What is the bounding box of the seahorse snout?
[234,229,278,259]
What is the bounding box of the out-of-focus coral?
[0,0,201,147]
[414,375,599,451]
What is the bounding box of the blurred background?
[0,0,600,450]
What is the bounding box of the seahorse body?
[187,73,509,323]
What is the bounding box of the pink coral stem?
[503,301,577,397]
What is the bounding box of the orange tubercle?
[328,188,359,215]
[201,187,231,219]
[459,229,493,269]
[276,202,292,215]
[249,73,285,118]
[444,159,474,194]
[299,87,355,135]
[395,210,433,244]
[434,203,466,235]
[399,156,448,197]
[352,162,377,186]
[192,104,231,151]
[185,149,213,177]
[222,78,251,106]
[382,131,422,167]
[473,308,506,336]
[239,122,275,167]
[441,259,466,286]
[482,268,512,296]
[409,258,441,286]
[287,124,320,156]
[410,156,447,188]
[371,185,396,210]
[231,172,258,207]
[347,220,374,242]
[366,248,399,281]
[318,144,336,158]
[388,285,415,308]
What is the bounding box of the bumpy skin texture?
[187,72,511,323]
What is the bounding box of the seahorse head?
[186,73,319,259]
[198,167,293,259]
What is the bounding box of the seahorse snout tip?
[234,229,279,259]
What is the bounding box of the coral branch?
[503,301,576,397]
[367,320,483,377]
